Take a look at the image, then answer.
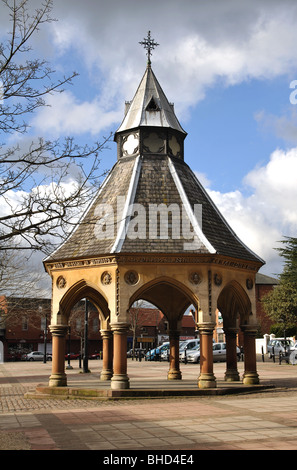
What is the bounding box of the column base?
[198,373,216,389]
[224,369,240,382]
[167,369,182,380]
[49,373,67,387]
[242,371,259,385]
[111,374,130,390]
[100,369,113,381]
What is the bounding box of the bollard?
[261,346,265,362]
[272,346,275,363]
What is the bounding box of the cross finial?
[139,31,159,66]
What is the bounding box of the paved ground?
[1,357,297,453]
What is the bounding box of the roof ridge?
[115,66,186,135]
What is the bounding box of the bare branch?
[0,0,113,289]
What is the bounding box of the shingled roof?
[44,66,264,266]
[116,66,186,136]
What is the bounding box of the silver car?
[267,339,294,357]
[179,339,200,362]
[187,342,240,363]
[25,351,52,361]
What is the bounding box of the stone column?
[49,325,68,387]
[197,323,216,388]
[100,329,113,380]
[168,329,182,380]
[110,323,129,390]
[224,328,240,382]
[241,326,259,385]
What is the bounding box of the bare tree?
[129,300,149,356]
[0,0,111,256]
[0,249,50,335]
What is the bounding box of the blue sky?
[2,0,297,284]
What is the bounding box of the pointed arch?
[217,280,252,328]
[59,280,110,323]
[129,276,199,322]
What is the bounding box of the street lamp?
[39,306,47,364]
[66,325,73,370]
[83,298,89,373]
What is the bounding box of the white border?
[168,157,216,254]
[110,155,142,253]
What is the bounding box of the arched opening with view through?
[129,276,199,380]
[48,280,111,387]
[217,280,259,384]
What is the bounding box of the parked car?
[6,352,23,361]
[187,342,241,363]
[64,352,80,360]
[89,353,101,360]
[24,351,52,361]
[179,339,201,362]
[267,338,295,357]
[212,342,241,362]
[180,343,200,363]
[127,348,146,358]
[145,342,169,361]
[160,341,187,361]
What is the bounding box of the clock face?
[122,133,139,156]
[169,135,181,157]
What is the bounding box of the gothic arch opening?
[128,276,199,380]
[54,280,111,373]
[59,280,110,325]
[217,280,252,329]
[129,276,199,327]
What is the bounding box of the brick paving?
[1,359,297,451]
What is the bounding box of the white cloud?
[5,0,294,139]
[194,171,212,188]
[2,0,297,282]
[255,109,297,145]
[31,91,122,137]
[205,147,297,276]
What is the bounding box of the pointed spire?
[115,65,186,135]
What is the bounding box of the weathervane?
[139,31,159,66]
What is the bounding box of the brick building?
[0,272,276,361]
[0,296,196,361]
[0,296,103,361]
[254,273,279,335]
[128,306,196,350]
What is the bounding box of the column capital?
[110,322,130,334]
[100,329,113,339]
[240,325,258,336]
[197,322,216,335]
[49,325,68,337]
[224,327,239,338]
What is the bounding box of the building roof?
[44,152,264,263]
[255,273,279,285]
[129,306,196,328]
[44,66,265,266]
[115,65,187,136]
